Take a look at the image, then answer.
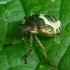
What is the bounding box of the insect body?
[0,13,62,64]
[19,13,62,64]
[20,14,61,36]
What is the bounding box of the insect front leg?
[25,33,33,64]
[34,35,48,61]
[4,32,23,47]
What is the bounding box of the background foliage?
[0,0,70,70]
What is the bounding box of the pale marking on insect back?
[39,14,61,33]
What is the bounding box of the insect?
[0,13,62,64]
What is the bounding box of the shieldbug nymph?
[0,13,62,64]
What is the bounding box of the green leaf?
[0,0,70,70]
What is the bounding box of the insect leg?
[34,35,48,61]
[4,32,23,47]
[25,33,33,64]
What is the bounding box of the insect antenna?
[0,18,23,30]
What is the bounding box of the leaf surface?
[0,0,70,70]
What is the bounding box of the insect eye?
[27,29,31,33]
